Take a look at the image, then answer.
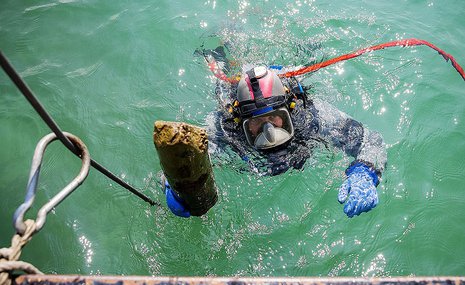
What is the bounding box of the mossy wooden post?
[153,121,218,216]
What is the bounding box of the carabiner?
[13,132,91,235]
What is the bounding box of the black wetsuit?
[207,78,386,177]
[203,47,387,176]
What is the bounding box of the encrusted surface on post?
[153,121,217,216]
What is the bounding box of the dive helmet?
[236,66,294,150]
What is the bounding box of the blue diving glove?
[338,162,380,218]
[163,178,191,218]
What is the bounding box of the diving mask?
[242,107,294,150]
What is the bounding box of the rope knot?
[0,219,42,285]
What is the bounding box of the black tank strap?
[246,69,266,108]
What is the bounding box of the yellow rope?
[0,219,43,285]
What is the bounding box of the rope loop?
[13,132,91,235]
[1,133,89,285]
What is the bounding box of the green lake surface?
[1,0,465,277]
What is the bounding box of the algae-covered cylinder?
[153,121,217,216]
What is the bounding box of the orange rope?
[206,58,240,84]
[280,38,465,81]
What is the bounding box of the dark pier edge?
[14,275,465,285]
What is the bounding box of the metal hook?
[13,132,91,235]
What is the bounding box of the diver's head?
[236,66,294,150]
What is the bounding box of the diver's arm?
[313,99,387,173]
[313,99,387,218]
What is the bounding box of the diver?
[163,47,387,219]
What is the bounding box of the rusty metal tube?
[153,121,217,216]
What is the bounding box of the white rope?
[0,220,42,285]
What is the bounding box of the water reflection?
[78,235,94,267]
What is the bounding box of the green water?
[1,0,465,277]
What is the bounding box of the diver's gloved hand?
[163,177,191,218]
[338,162,380,218]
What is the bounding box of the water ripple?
[20,60,62,78]
[24,2,58,12]
[65,62,102,78]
